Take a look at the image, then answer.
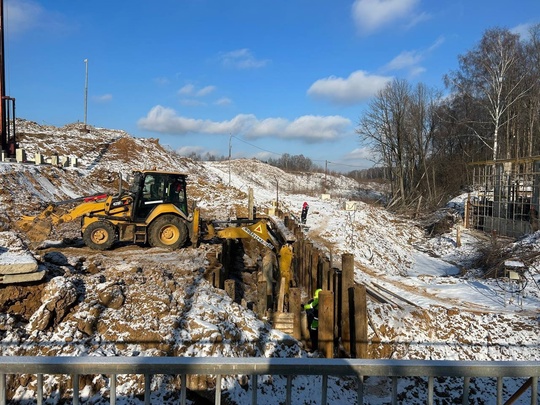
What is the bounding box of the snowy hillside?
[0,120,538,404]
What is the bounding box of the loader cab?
[130,171,188,220]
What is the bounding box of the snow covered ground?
[0,121,537,404]
[205,160,540,315]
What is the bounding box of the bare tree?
[522,24,540,157]
[445,28,532,161]
[357,79,442,208]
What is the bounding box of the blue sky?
[4,0,539,171]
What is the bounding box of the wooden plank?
[289,288,301,340]
[273,312,295,335]
[353,285,368,359]
[341,253,354,355]
[319,290,334,358]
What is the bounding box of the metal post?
[391,376,398,405]
[144,374,151,405]
[251,375,257,405]
[72,374,79,405]
[321,375,328,405]
[357,375,364,405]
[84,59,88,130]
[286,375,292,405]
[110,374,116,405]
[275,176,279,210]
[0,373,5,405]
[531,376,538,405]
[215,374,221,405]
[37,374,43,405]
[497,377,503,405]
[462,376,470,404]
[228,134,231,187]
[181,374,187,405]
[428,376,433,405]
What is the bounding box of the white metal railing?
[0,357,538,405]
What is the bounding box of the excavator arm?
[197,216,293,288]
[215,220,276,250]
[16,193,112,243]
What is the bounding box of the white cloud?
[219,49,270,69]
[6,0,43,34]
[179,99,206,107]
[511,23,534,40]
[92,94,113,103]
[385,50,423,71]
[178,84,216,98]
[196,86,216,97]
[178,84,195,95]
[6,0,71,35]
[137,106,351,144]
[215,97,233,106]
[175,145,206,156]
[344,147,373,161]
[153,77,170,86]
[253,151,277,161]
[351,0,425,35]
[177,84,217,106]
[383,37,444,76]
[307,70,392,105]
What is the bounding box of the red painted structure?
[0,0,16,157]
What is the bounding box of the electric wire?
[230,135,371,170]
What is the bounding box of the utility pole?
[325,160,328,193]
[228,134,232,187]
[274,175,279,209]
[83,58,89,132]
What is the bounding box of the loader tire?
[83,221,116,250]
[148,215,188,249]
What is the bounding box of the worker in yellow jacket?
[303,288,322,350]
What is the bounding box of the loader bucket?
[16,216,53,243]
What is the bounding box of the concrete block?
[16,148,26,163]
[0,255,38,275]
[0,269,46,284]
[321,193,331,200]
[34,153,45,165]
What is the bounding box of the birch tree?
[445,28,530,161]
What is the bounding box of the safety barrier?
[0,357,538,405]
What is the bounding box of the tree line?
[356,25,540,210]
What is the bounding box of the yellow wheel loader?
[16,170,292,259]
[17,170,195,250]
[16,169,293,291]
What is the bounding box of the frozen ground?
[0,120,537,404]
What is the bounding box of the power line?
[231,135,282,156]
[327,161,372,169]
[230,135,374,170]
